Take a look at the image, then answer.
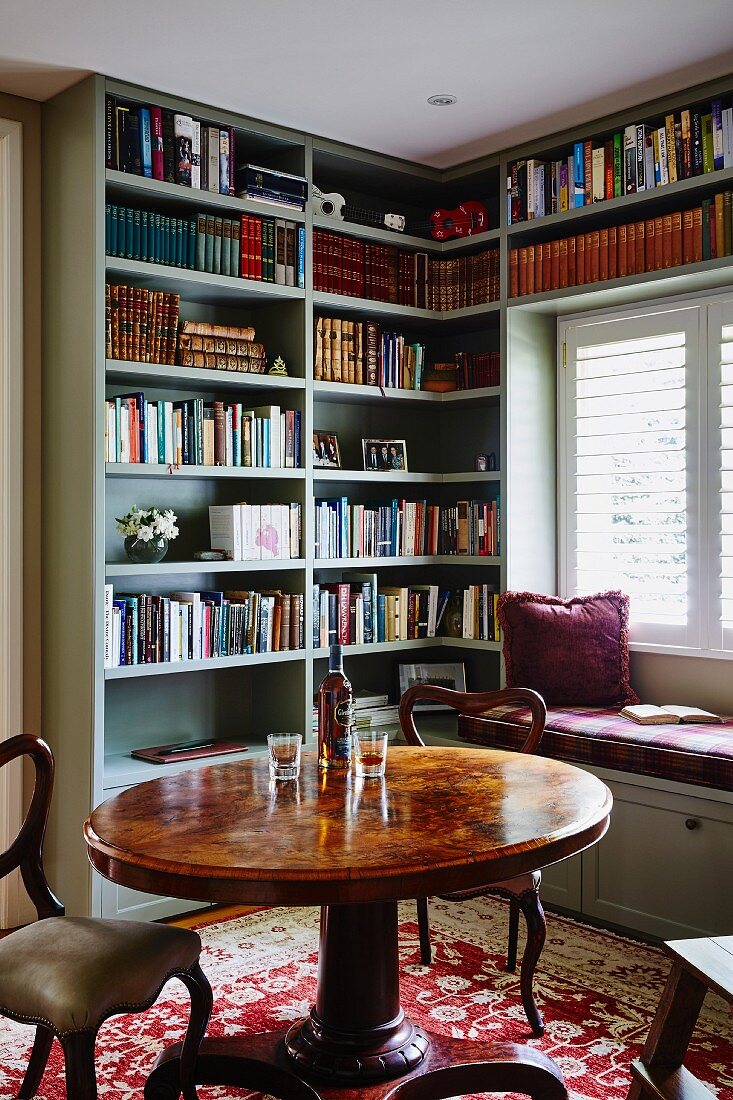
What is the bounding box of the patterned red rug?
[0,898,731,1099]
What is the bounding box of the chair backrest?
[398,685,546,755]
[0,734,64,919]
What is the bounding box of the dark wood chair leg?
[18,1023,54,1098]
[61,1030,98,1100]
[506,896,520,973]
[416,897,432,965]
[178,962,214,1100]
[518,888,547,1038]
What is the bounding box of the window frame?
[558,290,733,661]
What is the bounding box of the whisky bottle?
[318,643,354,770]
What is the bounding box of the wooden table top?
[85,747,612,906]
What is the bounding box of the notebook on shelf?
[131,739,249,764]
[619,704,722,726]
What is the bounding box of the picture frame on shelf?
[313,431,342,468]
[398,661,467,711]
[362,439,408,472]
[476,452,496,471]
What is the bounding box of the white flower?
[137,524,155,542]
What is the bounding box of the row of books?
[427,252,500,311]
[454,352,500,390]
[236,214,305,285]
[105,394,301,469]
[107,95,238,193]
[313,579,448,646]
[103,585,305,667]
[509,192,733,298]
[313,498,500,559]
[105,203,305,286]
[208,503,301,561]
[313,317,426,389]
[508,95,733,223]
[106,94,309,209]
[105,285,179,365]
[461,585,500,642]
[106,205,196,268]
[312,231,499,311]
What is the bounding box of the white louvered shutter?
[709,300,733,653]
[560,306,701,648]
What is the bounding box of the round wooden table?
[85,747,612,1100]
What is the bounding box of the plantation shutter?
[709,300,733,653]
[560,307,701,649]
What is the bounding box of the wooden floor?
[165,905,262,928]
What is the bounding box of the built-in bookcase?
[42,72,733,920]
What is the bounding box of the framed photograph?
[313,431,341,468]
[475,453,488,471]
[362,438,408,472]
[398,661,467,711]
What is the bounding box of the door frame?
[0,117,25,927]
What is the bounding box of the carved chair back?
[0,734,64,919]
[398,685,546,755]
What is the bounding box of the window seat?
[457,705,733,792]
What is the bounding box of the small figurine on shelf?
[116,505,179,565]
[268,355,288,376]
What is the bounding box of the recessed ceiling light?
[427,94,457,107]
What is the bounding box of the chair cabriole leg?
[518,888,547,1037]
[179,962,213,1100]
[18,1023,54,1098]
[61,1030,98,1100]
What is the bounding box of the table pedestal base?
[143,1029,567,1100]
[144,900,566,1099]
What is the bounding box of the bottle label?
[334,700,355,728]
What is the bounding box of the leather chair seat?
[0,917,201,1035]
[439,870,541,902]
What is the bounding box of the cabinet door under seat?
[581,776,733,940]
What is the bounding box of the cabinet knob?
[685,818,699,831]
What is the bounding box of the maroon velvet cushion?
[497,591,638,707]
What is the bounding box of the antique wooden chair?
[0,734,213,1099]
[399,684,548,1036]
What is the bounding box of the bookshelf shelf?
[312,636,501,658]
[314,555,500,568]
[506,166,733,240]
[104,745,263,792]
[106,463,305,480]
[106,169,307,223]
[106,360,307,393]
[312,381,501,407]
[313,291,439,322]
[312,214,436,252]
[312,469,500,484]
[106,257,305,306]
[105,559,305,576]
[104,648,307,679]
[44,70,733,923]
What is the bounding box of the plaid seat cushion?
[457,705,733,791]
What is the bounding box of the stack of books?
[178,320,265,373]
[209,504,301,561]
[234,164,307,211]
[314,317,426,389]
[508,94,733,223]
[455,351,500,389]
[459,585,500,641]
[103,585,305,667]
[105,284,179,364]
[509,191,733,298]
[240,215,305,286]
[427,252,500,310]
[441,500,500,557]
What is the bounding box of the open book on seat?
[619,704,722,725]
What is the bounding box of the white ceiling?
[1,0,733,168]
